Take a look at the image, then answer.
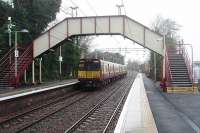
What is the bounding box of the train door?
[113,64,115,77]
[108,64,110,77]
[101,62,104,80]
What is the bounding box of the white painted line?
[0,81,79,102]
[114,73,158,133]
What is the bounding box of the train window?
[80,60,85,63]
[78,63,85,71]
[78,61,100,71]
[101,63,104,72]
[79,64,84,68]
[93,60,99,63]
[86,62,100,71]
[79,63,84,68]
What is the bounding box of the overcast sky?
[5,0,199,62]
[56,0,200,62]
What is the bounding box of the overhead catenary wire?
[70,0,87,17]
[12,0,126,51]
[3,1,74,58]
[85,0,98,16]
[10,15,71,47]
[13,0,72,31]
[121,0,146,56]
[10,4,76,39]
[78,0,121,46]
[121,0,132,36]
[60,6,72,16]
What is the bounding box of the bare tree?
[149,15,181,80]
[151,15,181,44]
[88,50,125,64]
[78,36,94,58]
[127,60,140,71]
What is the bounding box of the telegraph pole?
[116,4,124,15]
[70,6,78,17]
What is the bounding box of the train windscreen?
[79,61,100,71]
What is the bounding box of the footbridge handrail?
[181,44,193,83]
[0,47,15,68]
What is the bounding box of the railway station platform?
[0,79,78,101]
[115,73,200,133]
[114,73,158,133]
[143,75,199,133]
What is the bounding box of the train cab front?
[78,59,101,88]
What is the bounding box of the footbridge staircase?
[0,15,164,88]
[0,45,33,88]
[164,44,197,93]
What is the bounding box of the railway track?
[0,90,89,133]
[65,76,134,133]
[102,83,129,133]
[19,73,136,133]
[0,72,136,133]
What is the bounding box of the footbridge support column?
[32,60,35,84]
[163,35,166,79]
[24,69,27,84]
[59,46,62,81]
[39,58,42,83]
[154,53,157,81]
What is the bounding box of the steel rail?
[0,90,81,126]
[14,93,89,133]
[64,79,131,133]
[102,81,130,133]
[16,79,126,133]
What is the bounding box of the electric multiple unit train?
[78,59,127,87]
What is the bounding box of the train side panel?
[100,60,127,82]
[78,59,127,88]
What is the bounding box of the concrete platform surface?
[115,73,158,133]
[0,79,78,101]
[143,74,198,133]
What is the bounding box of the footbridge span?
[34,15,164,57]
[0,15,164,87]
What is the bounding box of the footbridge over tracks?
[35,15,194,93]
[33,15,164,57]
[0,15,164,88]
